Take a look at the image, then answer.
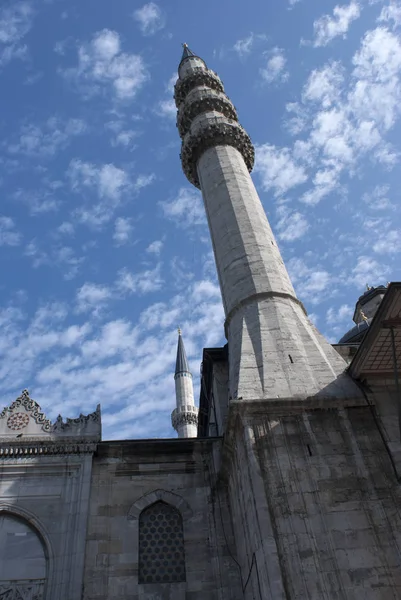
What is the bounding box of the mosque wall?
[0,453,94,600]
[229,406,401,600]
[82,437,242,600]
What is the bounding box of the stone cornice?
[0,439,98,457]
[181,122,254,188]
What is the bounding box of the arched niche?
[0,512,47,599]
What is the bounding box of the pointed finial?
[180,43,197,64]
[178,327,182,335]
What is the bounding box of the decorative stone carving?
[52,404,100,431]
[181,122,255,188]
[0,390,51,432]
[177,93,238,138]
[174,68,224,106]
[0,390,101,448]
[0,441,98,456]
[171,406,199,430]
[6,413,29,431]
[0,581,45,599]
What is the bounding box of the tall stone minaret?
[175,45,362,404]
[171,329,198,438]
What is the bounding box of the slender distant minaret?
[175,45,362,404]
[171,329,198,438]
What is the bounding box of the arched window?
[138,501,186,584]
[0,513,47,599]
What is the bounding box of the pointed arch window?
[0,513,47,599]
[138,501,186,584]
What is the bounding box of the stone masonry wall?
[0,453,93,600]
[83,438,242,600]
[230,406,401,599]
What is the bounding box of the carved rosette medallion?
[6,412,29,431]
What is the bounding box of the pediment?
[0,390,101,442]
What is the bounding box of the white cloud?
[287,257,332,305]
[348,255,390,287]
[68,161,153,227]
[160,188,205,227]
[313,1,361,47]
[233,33,254,57]
[133,3,164,36]
[113,217,133,245]
[63,29,148,100]
[362,184,394,210]
[378,2,401,29]
[76,282,112,313]
[117,264,163,295]
[260,47,289,84]
[373,230,401,254]
[284,102,309,135]
[274,24,401,206]
[303,62,344,108]
[0,216,21,246]
[105,121,139,148]
[155,73,176,119]
[352,26,401,83]
[255,144,307,196]
[68,159,128,201]
[146,240,164,255]
[374,143,400,167]
[57,222,75,236]
[276,208,309,241]
[8,117,87,157]
[68,159,144,227]
[326,304,352,325]
[0,2,33,67]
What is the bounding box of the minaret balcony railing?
[177,89,238,138]
[171,405,199,430]
[174,68,224,107]
[180,118,254,187]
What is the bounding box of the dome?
[338,319,371,345]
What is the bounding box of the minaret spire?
[171,329,198,438]
[180,43,196,63]
[174,46,362,405]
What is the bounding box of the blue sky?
[0,0,400,439]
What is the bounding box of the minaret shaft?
[175,49,362,404]
[197,145,296,316]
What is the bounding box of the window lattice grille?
[138,501,186,584]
